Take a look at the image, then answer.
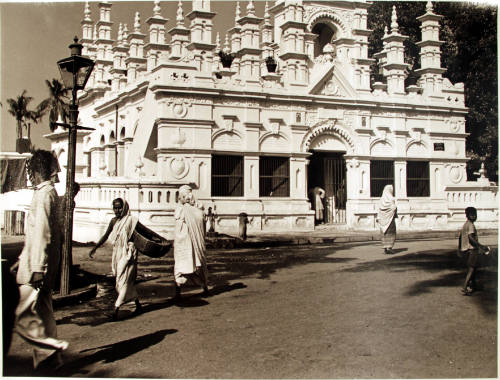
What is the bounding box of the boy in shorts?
[458,207,490,295]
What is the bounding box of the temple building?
[46,0,497,241]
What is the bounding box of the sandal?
[461,288,472,296]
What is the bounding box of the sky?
[0,0,266,152]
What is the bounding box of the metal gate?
[308,152,347,224]
[324,156,346,224]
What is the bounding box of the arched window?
[109,131,116,143]
[312,23,336,58]
[120,127,126,140]
[100,135,105,146]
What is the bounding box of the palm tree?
[7,90,34,141]
[43,79,69,132]
[23,101,49,145]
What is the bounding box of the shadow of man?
[58,329,177,376]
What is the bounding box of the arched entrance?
[303,120,353,225]
[308,151,346,224]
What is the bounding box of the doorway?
[308,151,346,224]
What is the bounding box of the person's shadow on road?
[58,329,177,377]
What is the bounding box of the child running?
[89,198,142,320]
[458,207,490,295]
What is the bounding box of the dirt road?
[4,235,497,378]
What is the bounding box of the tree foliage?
[42,79,70,132]
[6,90,35,141]
[368,2,498,181]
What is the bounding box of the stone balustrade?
[445,183,498,230]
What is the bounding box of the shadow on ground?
[61,328,177,376]
[341,247,498,316]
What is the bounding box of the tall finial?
[123,23,129,40]
[118,22,123,42]
[223,33,230,53]
[426,1,434,13]
[153,0,161,16]
[390,5,399,34]
[176,0,184,26]
[235,2,241,22]
[247,0,255,16]
[383,25,388,38]
[264,1,270,25]
[134,11,141,33]
[84,1,91,21]
[215,32,221,51]
[93,24,97,40]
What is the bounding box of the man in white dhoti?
[173,185,209,299]
[14,150,68,370]
[89,198,143,320]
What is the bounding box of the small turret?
[145,0,170,71]
[168,0,190,59]
[380,6,410,95]
[415,1,446,97]
[125,11,147,84]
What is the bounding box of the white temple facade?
[45,0,498,241]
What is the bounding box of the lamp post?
[57,36,94,296]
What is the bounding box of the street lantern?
[57,36,94,296]
[57,37,94,91]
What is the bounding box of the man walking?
[14,150,68,369]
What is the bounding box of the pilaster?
[244,156,260,198]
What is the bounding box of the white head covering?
[179,185,193,204]
[377,185,397,233]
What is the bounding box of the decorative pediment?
[309,66,356,98]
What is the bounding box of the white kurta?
[15,181,67,368]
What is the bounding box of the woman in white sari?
[376,185,397,254]
[89,198,142,320]
[173,185,209,299]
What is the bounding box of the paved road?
[4,236,497,378]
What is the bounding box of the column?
[244,156,259,198]
[116,141,125,177]
[394,160,407,198]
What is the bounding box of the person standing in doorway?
[311,186,326,225]
[173,185,209,300]
[14,150,68,370]
[376,184,397,254]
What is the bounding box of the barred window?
[211,155,243,197]
[407,161,430,197]
[260,157,290,197]
[370,160,394,197]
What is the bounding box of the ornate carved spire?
[176,0,184,26]
[118,22,123,42]
[134,11,141,33]
[223,33,230,53]
[153,0,161,17]
[247,0,255,16]
[123,23,129,40]
[264,1,270,25]
[235,2,241,23]
[84,1,91,21]
[426,1,433,13]
[390,5,399,34]
[215,32,221,51]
